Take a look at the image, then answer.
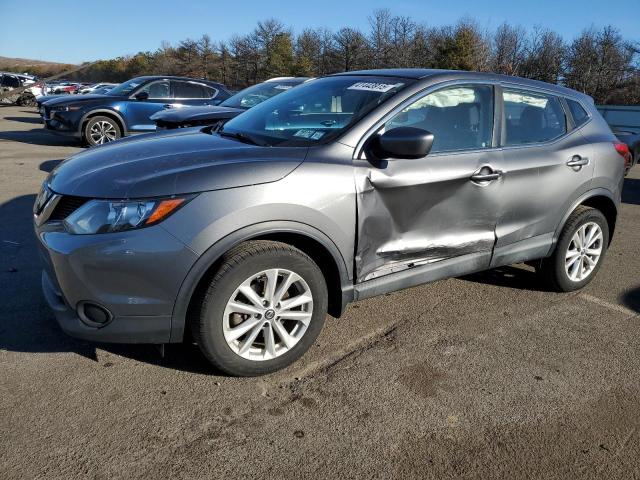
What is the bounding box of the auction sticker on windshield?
[347,82,402,92]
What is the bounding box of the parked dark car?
[151,77,310,129]
[35,69,625,376]
[597,105,639,174]
[41,76,231,146]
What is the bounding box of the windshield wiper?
[218,130,263,146]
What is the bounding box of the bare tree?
[334,27,368,72]
[492,23,528,76]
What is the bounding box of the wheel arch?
[170,221,354,343]
[80,109,127,138]
[554,189,618,247]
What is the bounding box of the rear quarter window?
[567,99,589,127]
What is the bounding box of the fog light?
[77,302,113,327]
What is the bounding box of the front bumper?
[42,270,172,343]
[36,220,199,343]
[42,109,82,137]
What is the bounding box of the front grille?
[49,195,89,221]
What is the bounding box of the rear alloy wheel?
[192,240,328,376]
[84,116,121,146]
[537,206,609,292]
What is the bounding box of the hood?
[150,105,243,124]
[44,94,122,107]
[48,128,306,198]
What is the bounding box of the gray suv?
[34,69,626,376]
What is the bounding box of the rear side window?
[385,85,494,153]
[567,99,589,127]
[173,81,215,99]
[503,90,566,146]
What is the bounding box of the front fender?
[167,220,352,342]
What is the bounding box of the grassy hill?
[0,56,75,77]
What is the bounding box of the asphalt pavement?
[1,105,639,479]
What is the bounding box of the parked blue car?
[41,76,231,146]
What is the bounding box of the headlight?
[63,196,193,234]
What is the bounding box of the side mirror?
[135,91,149,101]
[377,127,434,159]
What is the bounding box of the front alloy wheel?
[223,268,313,361]
[192,241,328,376]
[84,115,121,146]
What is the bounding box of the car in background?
[41,76,232,146]
[36,85,117,114]
[35,69,625,376]
[151,77,311,129]
[0,72,37,104]
[79,83,117,94]
[597,105,639,175]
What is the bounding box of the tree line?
[9,10,640,104]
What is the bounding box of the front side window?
[384,85,494,153]
[503,90,566,145]
[138,80,171,99]
[221,76,413,147]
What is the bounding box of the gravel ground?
[1,105,639,479]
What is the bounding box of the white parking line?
[579,293,638,318]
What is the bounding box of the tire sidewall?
[199,249,327,376]
[554,209,609,291]
[84,116,121,146]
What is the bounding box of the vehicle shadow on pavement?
[622,177,640,205]
[460,264,553,292]
[620,287,640,314]
[0,129,79,147]
[0,193,222,376]
[39,159,62,173]
[4,116,42,125]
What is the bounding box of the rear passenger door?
[493,87,594,264]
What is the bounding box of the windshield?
[221,81,304,109]
[107,78,144,96]
[220,76,413,147]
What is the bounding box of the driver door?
[355,83,505,282]
[126,79,172,132]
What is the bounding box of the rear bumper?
[42,269,172,343]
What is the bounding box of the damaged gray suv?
[35,69,625,376]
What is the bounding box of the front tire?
[84,116,121,146]
[537,206,609,292]
[192,241,328,376]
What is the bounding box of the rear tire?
[83,115,121,146]
[537,206,609,292]
[192,240,328,376]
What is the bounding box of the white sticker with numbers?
[347,82,400,93]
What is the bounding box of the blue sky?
[1,0,638,64]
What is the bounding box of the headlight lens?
[63,196,193,234]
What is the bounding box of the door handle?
[566,156,589,168]
[470,169,503,182]
[163,104,173,109]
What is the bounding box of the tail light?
[614,142,632,169]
